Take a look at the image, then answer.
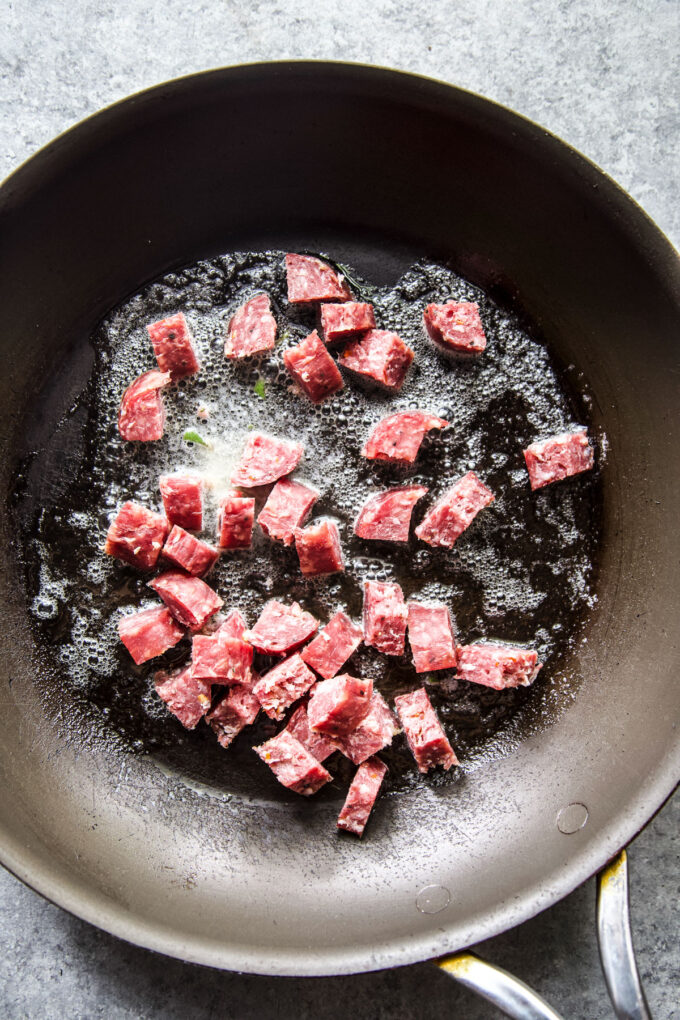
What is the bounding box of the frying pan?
[0,63,678,987]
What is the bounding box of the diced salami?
[285,701,337,762]
[231,432,304,488]
[337,757,388,837]
[332,692,398,765]
[105,501,169,570]
[362,411,449,463]
[159,474,203,531]
[307,674,373,738]
[162,526,219,576]
[244,600,318,655]
[339,329,414,391]
[254,730,332,796]
[257,478,317,545]
[301,611,363,680]
[225,293,277,359]
[283,330,344,403]
[154,665,211,729]
[252,653,317,721]
[320,302,375,344]
[407,603,457,673]
[118,606,184,665]
[523,429,595,490]
[206,684,260,748]
[295,519,344,576]
[147,312,200,380]
[394,688,458,773]
[354,486,428,543]
[218,492,255,549]
[362,580,407,656]
[415,471,494,548]
[217,608,248,640]
[423,301,487,356]
[149,571,223,631]
[191,632,254,684]
[286,253,352,304]
[118,370,170,442]
[456,643,542,690]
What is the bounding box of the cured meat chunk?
[149,571,223,631]
[147,312,200,380]
[337,757,388,837]
[154,665,211,729]
[285,253,352,304]
[362,411,449,464]
[283,329,344,403]
[159,474,203,531]
[301,611,363,680]
[415,472,494,548]
[362,580,407,656]
[255,731,332,795]
[252,653,317,720]
[206,684,260,748]
[407,603,457,673]
[231,432,304,488]
[295,519,344,576]
[105,501,169,570]
[320,302,375,344]
[217,608,248,640]
[394,688,458,773]
[339,329,414,391]
[285,701,337,762]
[456,643,542,690]
[162,526,219,576]
[257,478,317,545]
[245,600,318,655]
[225,293,277,359]
[424,301,487,356]
[332,692,398,765]
[354,486,428,543]
[523,429,594,490]
[191,631,254,684]
[118,606,184,665]
[307,674,373,738]
[118,370,170,441]
[218,493,255,549]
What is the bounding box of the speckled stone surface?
[0,1,678,1017]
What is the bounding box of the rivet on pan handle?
[435,952,565,1020]
[597,850,652,1020]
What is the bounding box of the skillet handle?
[597,850,652,1020]
[436,952,565,1020]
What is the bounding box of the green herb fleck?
[182,429,212,449]
[254,378,266,400]
[425,673,441,685]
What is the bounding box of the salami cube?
[362,580,407,656]
[301,611,363,680]
[362,411,449,464]
[394,688,458,773]
[118,606,184,665]
[191,632,254,684]
[354,486,428,543]
[149,571,223,631]
[255,730,332,795]
[159,474,203,531]
[225,293,277,359]
[285,253,352,304]
[162,526,218,576]
[285,701,337,762]
[339,329,414,391]
[523,429,594,490]
[154,665,211,729]
[258,478,318,546]
[295,519,344,576]
[320,302,375,344]
[337,757,388,837]
[456,643,542,690]
[283,329,344,403]
[105,501,169,570]
[217,608,248,640]
[118,370,170,441]
[407,603,457,673]
[231,432,304,488]
[147,312,200,380]
[218,493,255,549]
[423,301,487,356]
[245,600,318,655]
[206,684,260,748]
[415,471,494,548]
[252,653,317,720]
[332,692,399,765]
[307,674,373,738]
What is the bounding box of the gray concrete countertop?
[1,2,678,1017]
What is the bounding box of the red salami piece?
[149,571,223,631]
[231,432,304,488]
[337,757,388,837]
[118,370,170,441]
[407,603,457,672]
[415,471,495,548]
[285,253,352,304]
[283,330,344,403]
[255,730,332,796]
[252,653,317,721]
[159,474,203,531]
[332,692,398,765]
[394,688,459,773]
[320,302,375,344]
[339,329,414,391]
[257,478,317,545]
[362,411,449,463]
[423,301,487,356]
[245,600,318,655]
[218,493,255,549]
[217,608,248,640]
[362,580,408,656]
[118,606,184,665]
[206,684,260,748]
[523,429,594,490]
[225,293,277,359]
[154,665,211,729]
[191,632,254,684]
[295,519,344,576]
[162,526,218,576]
[307,674,373,738]
[301,611,363,680]
[354,486,428,543]
[285,701,337,762]
[456,643,542,690]
[147,312,200,380]
[105,501,169,570]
